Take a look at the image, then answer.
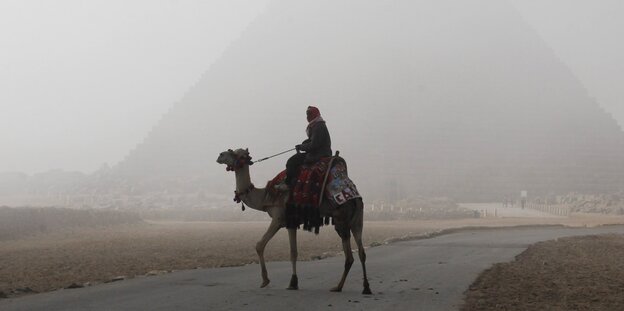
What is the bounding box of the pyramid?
[115,0,624,201]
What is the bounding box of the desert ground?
[462,234,624,311]
[2,212,624,299]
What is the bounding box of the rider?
[277,106,332,191]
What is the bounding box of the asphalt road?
[3,225,624,311]
[459,203,562,218]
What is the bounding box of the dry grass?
[463,234,624,311]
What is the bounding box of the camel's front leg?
[287,228,298,290]
[330,237,354,292]
[256,218,281,288]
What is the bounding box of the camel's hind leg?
[256,218,281,288]
[351,198,371,294]
[352,225,372,294]
[286,228,299,290]
[330,236,354,292]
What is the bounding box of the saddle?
[266,153,361,233]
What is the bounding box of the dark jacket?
[299,121,332,163]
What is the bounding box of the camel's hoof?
[287,274,298,290]
[362,287,373,295]
[330,287,342,292]
[260,279,270,288]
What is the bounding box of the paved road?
[3,225,624,311]
[460,203,561,218]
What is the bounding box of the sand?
[462,234,624,311]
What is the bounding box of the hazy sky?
[511,0,624,130]
[0,0,270,174]
[1,0,622,174]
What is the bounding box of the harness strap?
[234,184,255,211]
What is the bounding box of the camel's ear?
[245,148,249,153]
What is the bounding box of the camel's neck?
[234,166,253,192]
[234,166,266,212]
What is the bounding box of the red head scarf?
[306,106,321,122]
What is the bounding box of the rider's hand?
[295,144,302,152]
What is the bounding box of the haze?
[1,0,623,175]
[2,2,624,308]
[0,0,270,174]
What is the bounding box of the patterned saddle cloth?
[266,157,360,207]
[266,156,361,233]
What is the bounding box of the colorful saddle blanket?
[266,157,360,207]
[292,157,332,207]
[325,161,361,205]
[266,156,361,233]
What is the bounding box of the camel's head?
[216,148,253,171]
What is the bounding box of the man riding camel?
[276,106,332,192]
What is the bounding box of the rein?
[252,148,296,164]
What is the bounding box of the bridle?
[225,149,254,172]
[224,149,254,210]
[222,148,294,211]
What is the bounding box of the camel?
[216,148,371,294]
